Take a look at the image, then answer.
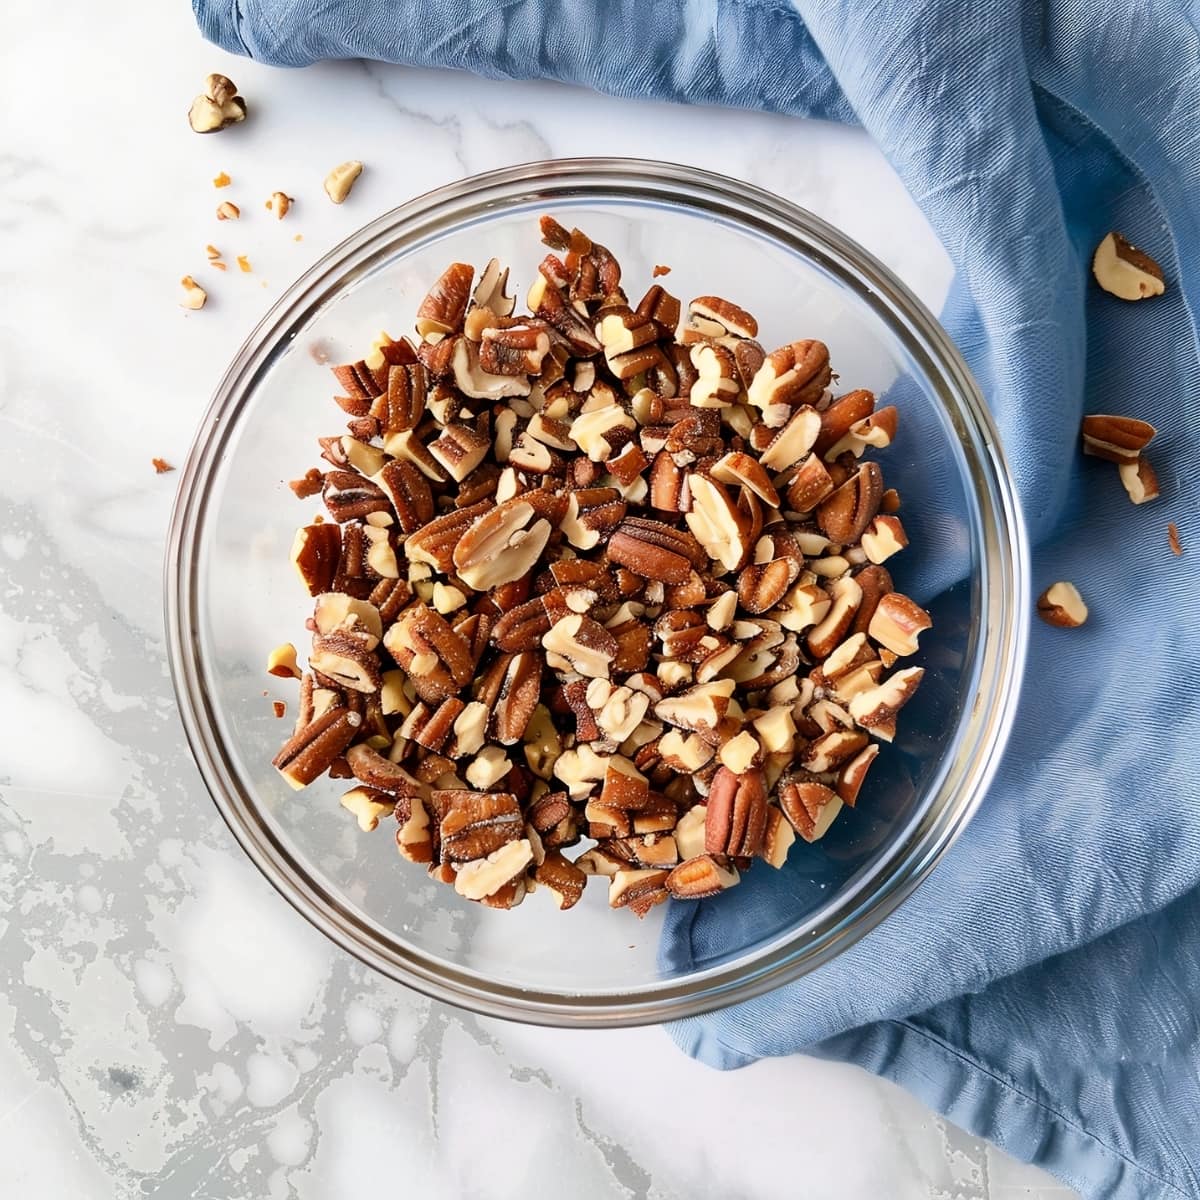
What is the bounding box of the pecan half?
[607,517,706,584]
[704,766,768,857]
[1080,414,1156,463]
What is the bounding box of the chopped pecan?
[778,777,844,842]
[453,497,553,591]
[437,790,523,863]
[814,390,875,458]
[561,487,626,550]
[291,523,342,596]
[535,852,588,910]
[867,592,932,656]
[687,295,758,339]
[607,868,670,916]
[454,838,534,900]
[817,462,883,544]
[480,651,541,744]
[848,668,924,741]
[416,262,474,340]
[273,707,363,790]
[684,476,752,573]
[383,604,474,703]
[543,613,619,679]
[666,854,739,898]
[403,500,490,572]
[309,632,381,693]
[340,786,396,832]
[747,340,830,410]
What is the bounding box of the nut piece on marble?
[179,275,207,310]
[216,201,240,221]
[1036,581,1088,629]
[188,74,247,133]
[1091,232,1165,301]
[324,160,364,205]
[266,191,293,220]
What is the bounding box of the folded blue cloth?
[196,1,1200,1194]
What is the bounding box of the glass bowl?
[166,159,1027,1026]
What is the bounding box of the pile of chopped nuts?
[270,217,932,915]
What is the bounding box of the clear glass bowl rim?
[165,157,1029,1027]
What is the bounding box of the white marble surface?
[0,2,1079,1197]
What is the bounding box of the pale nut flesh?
[324,160,364,204]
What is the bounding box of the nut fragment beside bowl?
[325,161,364,205]
[188,73,247,134]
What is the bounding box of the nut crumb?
[151,457,174,474]
[213,172,232,188]
[1168,522,1183,556]
[294,234,303,242]
[236,255,252,274]
[289,468,324,498]
[653,264,671,277]
[273,700,287,718]
[216,201,240,220]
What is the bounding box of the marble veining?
[0,1,1077,1195]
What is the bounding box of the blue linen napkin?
[195,1,1200,1194]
